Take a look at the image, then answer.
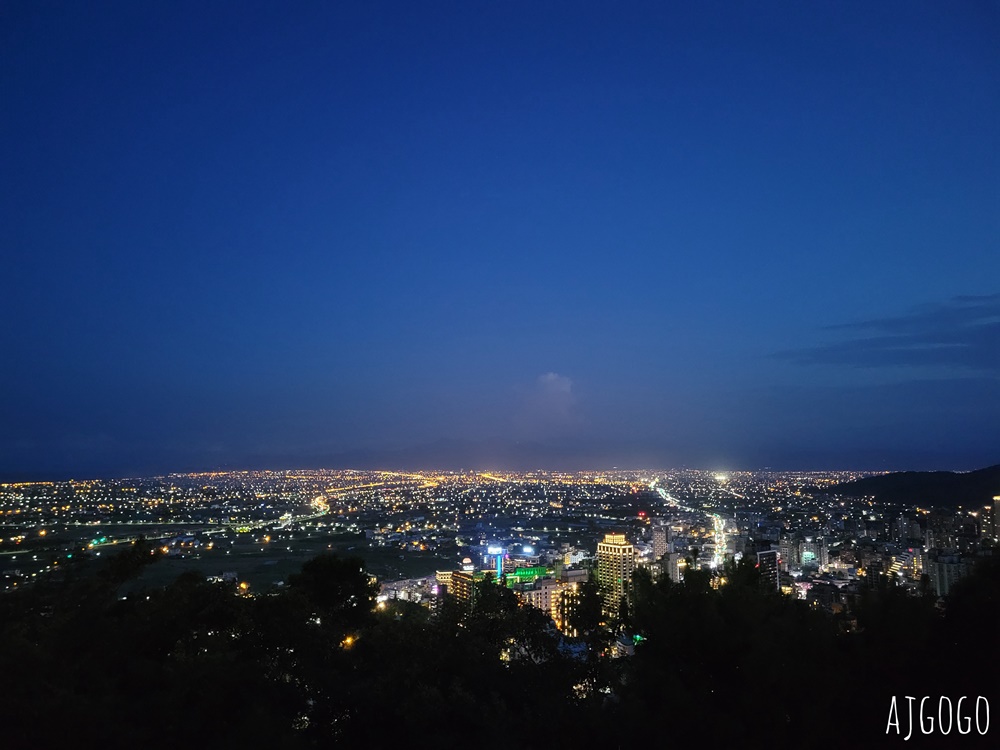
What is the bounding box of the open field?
[120,533,459,594]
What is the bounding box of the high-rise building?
[484,545,506,576]
[757,550,780,592]
[779,536,800,572]
[449,569,485,609]
[991,496,1000,541]
[435,570,453,591]
[664,551,686,584]
[597,532,635,620]
[801,537,829,571]
[557,584,582,636]
[448,558,482,608]
[514,576,562,620]
[652,524,671,561]
[892,514,920,543]
[927,556,969,597]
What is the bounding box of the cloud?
[512,372,584,438]
[536,372,574,403]
[774,294,1000,374]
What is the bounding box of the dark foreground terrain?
[0,541,996,749]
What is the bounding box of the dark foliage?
[0,548,997,749]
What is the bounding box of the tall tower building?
[652,524,671,561]
[597,532,635,620]
[450,569,484,609]
[757,550,780,592]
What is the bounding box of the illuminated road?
[651,482,728,569]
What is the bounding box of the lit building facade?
[801,537,829,571]
[435,569,453,591]
[652,524,670,561]
[449,569,485,608]
[597,532,635,620]
[516,576,562,619]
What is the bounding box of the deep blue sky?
[2,2,998,477]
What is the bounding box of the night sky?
[2,2,998,477]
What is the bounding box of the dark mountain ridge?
[831,463,1000,507]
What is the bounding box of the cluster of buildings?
[432,546,592,634]
[4,469,996,615]
[428,488,1000,633]
[431,530,640,632]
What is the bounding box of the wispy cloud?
[512,372,584,437]
[774,294,1000,374]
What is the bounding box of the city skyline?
[3,3,998,477]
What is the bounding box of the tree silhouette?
[1,546,997,748]
[287,552,377,629]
